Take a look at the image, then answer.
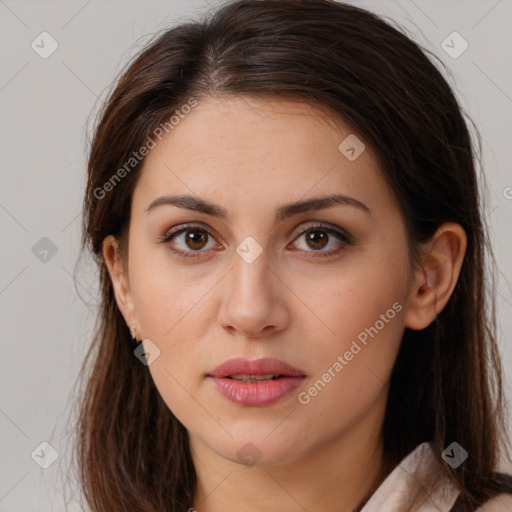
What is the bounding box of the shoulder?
[474,493,512,511]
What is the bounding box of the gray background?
[1,0,511,510]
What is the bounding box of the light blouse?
[361,442,460,511]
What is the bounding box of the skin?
[103,95,467,512]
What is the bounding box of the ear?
[102,234,140,338]
[404,222,467,330]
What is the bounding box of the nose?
[216,249,290,340]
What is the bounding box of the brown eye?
[163,225,218,258]
[161,222,353,260]
[304,229,329,250]
[291,223,353,258]
[183,229,209,250]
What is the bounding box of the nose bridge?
[230,238,274,306]
[217,237,287,337]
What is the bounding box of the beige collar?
[361,442,460,512]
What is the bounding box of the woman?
[72,0,512,510]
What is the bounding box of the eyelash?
[159,222,353,260]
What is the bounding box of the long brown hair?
[69,1,511,510]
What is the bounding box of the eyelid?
[162,221,217,241]
[160,221,354,258]
[162,221,352,242]
[289,221,353,244]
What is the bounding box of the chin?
[206,432,306,468]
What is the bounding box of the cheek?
[129,258,213,423]
[292,250,407,413]
[294,280,405,438]
[302,244,408,345]
[129,239,206,340]
[298,271,405,376]
[132,276,208,364]
[127,243,219,390]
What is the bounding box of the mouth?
[207,357,306,406]
[224,373,287,382]
[208,356,306,379]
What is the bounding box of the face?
[111,95,416,467]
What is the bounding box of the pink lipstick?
[207,357,306,406]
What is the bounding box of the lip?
[207,357,306,407]
[208,357,306,378]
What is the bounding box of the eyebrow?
[145,193,371,222]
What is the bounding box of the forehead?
[132,95,397,218]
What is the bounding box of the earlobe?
[404,222,467,331]
[102,235,138,330]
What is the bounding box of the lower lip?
[208,376,305,406]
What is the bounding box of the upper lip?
[208,357,306,378]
